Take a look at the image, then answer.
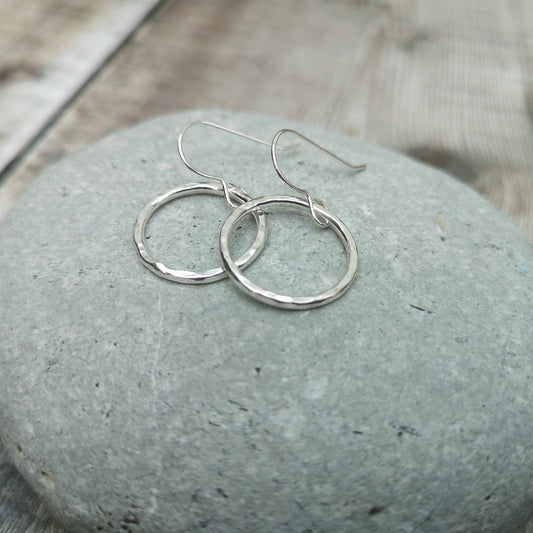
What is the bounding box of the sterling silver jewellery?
[133,121,365,308]
[220,195,358,309]
[219,129,364,309]
[133,181,266,284]
[133,121,289,283]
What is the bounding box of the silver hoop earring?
[219,129,366,309]
[133,121,296,284]
[220,195,358,309]
[133,181,266,284]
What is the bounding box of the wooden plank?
[362,0,533,237]
[1,0,532,238]
[0,0,162,175]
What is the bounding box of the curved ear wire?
[177,121,298,208]
[271,129,366,227]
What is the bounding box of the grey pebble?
[0,110,532,533]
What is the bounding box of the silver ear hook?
[271,129,366,227]
[177,120,298,208]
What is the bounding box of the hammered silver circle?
[134,182,267,284]
[219,195,358,309]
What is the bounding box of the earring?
[219,129,366,309]
[133,181,266,283]
[133,121,296,284]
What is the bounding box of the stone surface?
[0,110,532,533]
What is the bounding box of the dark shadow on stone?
[0,440,68,533]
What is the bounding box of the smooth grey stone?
[0,110,532,533]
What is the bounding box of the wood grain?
[0,0,161,175]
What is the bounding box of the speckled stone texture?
[0,110,532,533]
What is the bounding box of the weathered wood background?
[1,1,532,531]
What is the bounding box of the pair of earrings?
[133,121,365,310]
